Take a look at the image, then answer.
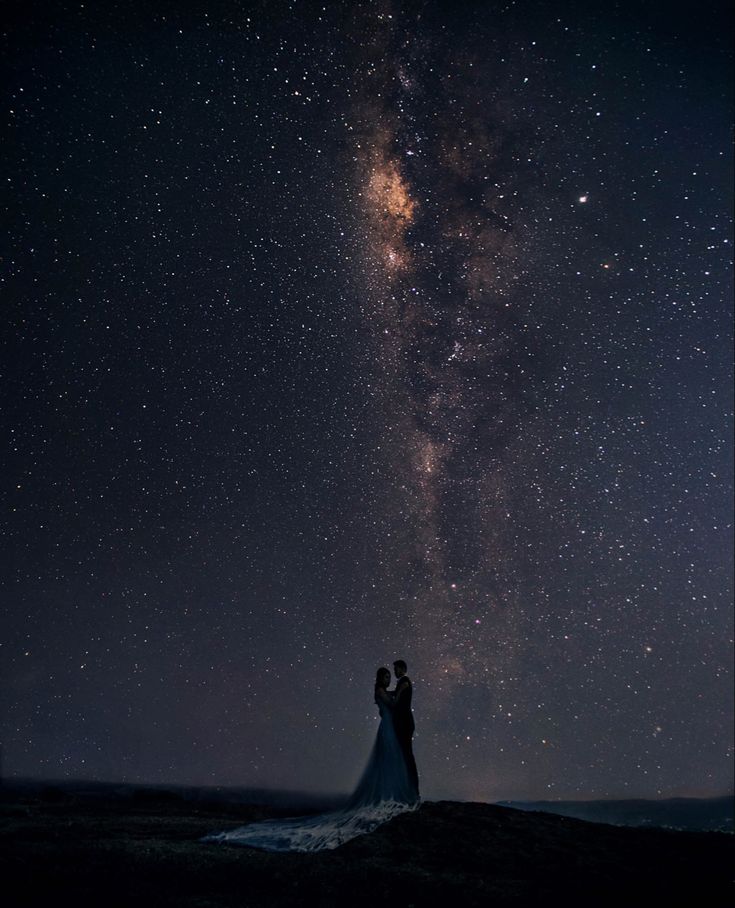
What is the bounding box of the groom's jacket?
[393,677,415,735]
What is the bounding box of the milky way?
[354,13,524,670]
[3,1,732,801]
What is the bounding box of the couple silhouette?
[369,659,420,800]
[203,658,420,852]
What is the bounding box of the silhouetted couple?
[372,659,420,799]
[203,657,420,851]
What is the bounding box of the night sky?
[3,0,733,802]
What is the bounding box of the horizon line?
[3,774,733,804]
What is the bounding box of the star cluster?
[2,0,732,800]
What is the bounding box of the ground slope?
[1,793,732,906]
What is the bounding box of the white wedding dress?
[202,695,419,851]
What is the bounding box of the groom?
[393,659,419,797]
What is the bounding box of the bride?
[202,667,420,851]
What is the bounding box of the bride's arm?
[393,678,408,700]
[375,688,394,707]
[393,678,408,705]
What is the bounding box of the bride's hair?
[374,667,390,695]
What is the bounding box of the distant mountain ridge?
[1,777,346,811]
[497,795,734,832]
[3,778,732,832]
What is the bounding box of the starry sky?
[2,0,733,802]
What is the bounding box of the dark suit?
[393,676,419,795]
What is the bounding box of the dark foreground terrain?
[1,787,732,906]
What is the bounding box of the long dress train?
[201,696,419,852]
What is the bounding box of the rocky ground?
[1,789,732,906]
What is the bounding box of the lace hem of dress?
[201,797,420,852]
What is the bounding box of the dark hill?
[1,790,732,906]
[498,795,734,832]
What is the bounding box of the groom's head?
[393,659,407,678]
